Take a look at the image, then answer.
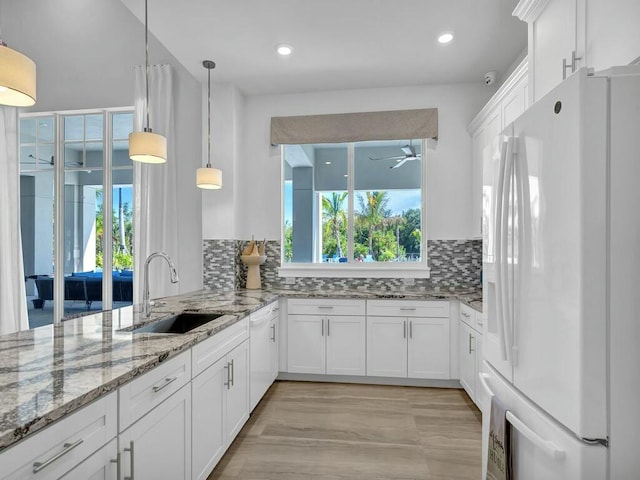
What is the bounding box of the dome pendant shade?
[129,130,167,164]
[0,44,36,107]
[196,166,222,189]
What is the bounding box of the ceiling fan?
[369,142,422,169]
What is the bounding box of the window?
[282,139,427,274]
[20,108,134,327]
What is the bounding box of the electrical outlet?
[285,277,295,285]
[402,277,415,286]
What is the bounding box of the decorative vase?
[240,254,267,289]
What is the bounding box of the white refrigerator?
[481,65,640,479]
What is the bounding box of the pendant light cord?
[207,64,212,168]
[144,0,151,132]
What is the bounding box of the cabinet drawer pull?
[270,323,276,342]
[461,311,470,318]
[400,307,416,311]
[33,438,84,473]
[327,318,330,336]
[403,320,407,339]
[224,363,230,389]
[469,334,475,354]
[124,441,134,480]
[409,321,413,339]
[152,376,177,393]
[317,306,333,310]
[230,359,235,387]
[321,319,324,336]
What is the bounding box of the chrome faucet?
[142,252,179,318]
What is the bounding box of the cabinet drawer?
[0,392,117,480]
[251,301,279,325]
[459,303,477,328]
[119,350,191,431]
[367,300,450,317]
[287,298,365,316]
[192,317,249,377]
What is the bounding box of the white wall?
[228,83,494,241]
[1,0,203,293]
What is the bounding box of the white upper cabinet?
[515,0,640,103]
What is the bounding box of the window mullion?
[347,143,354,263]
[103,111,113,310]
[53,114,64,325]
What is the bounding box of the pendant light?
[0,33,36,106]
[129,0,167,164]
[196,60,222,189]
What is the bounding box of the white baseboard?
[276,372,462,389]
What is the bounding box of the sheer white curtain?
[0,107,28,334]
[133,64,180,304]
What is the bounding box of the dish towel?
[486,395,512,480]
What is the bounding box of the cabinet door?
[226,339,250,444]
[287,314,326,374]
[532,0,578,101]
[192,357,226,480]
[366,316,407,378]
[60,439,117,480]
[474,333,483,409]
[408,317,450,379]
[459,321,477,401]
[326,315,365,376]
[120,384,191,480]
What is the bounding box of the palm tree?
[322,192,347,258]
[357,191,390,259]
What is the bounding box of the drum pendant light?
[196,60,222,189]
[129,0,167,164]
[0,35,36,107]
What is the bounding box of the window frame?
[20,106,134,323]
[279,139,430,279]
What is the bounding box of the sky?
[95,186,133,213]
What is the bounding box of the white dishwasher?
[249,301,279,411]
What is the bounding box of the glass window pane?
[64,115,84,141]
[65,144,84,168]
[20,145,36,171]
[113,170,134,307]
[113,141,132,167]
[22,171,55,327]
[63,170,104,315]
[85,142,104,168]
[85,114,104,141]
[113,113,133,140]
[283,143,349,263]
[20,118,36,143]
[37,117,55,143]
[38,145,55,171]
[354,140,422,262]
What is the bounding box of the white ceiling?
[119,0,527,95]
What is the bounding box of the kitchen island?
[0,286,481,453]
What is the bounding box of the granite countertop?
[0,287,481,452]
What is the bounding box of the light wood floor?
[208,381,482,480]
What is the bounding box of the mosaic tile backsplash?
[203,239,481,291]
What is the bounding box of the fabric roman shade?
[270,108,438,145]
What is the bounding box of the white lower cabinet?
[0,391,117,480]
[287,310,366,376]
[60,439,118,480]
[118,383,192,480]
[458,303,483,408]
[191,337,250,480]
[367,300,451,379]
[250,302,279,411]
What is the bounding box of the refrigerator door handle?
[500,138,515,363]
[494,138,509,361]
[506,411,566,462]
[479,372,494,397]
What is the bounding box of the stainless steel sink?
[130,312,223,334]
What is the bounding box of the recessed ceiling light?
[276,44,293,56]
[438,32,454,44]
[343,174,348,178]
[325,161,332,165]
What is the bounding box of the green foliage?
[95,189,134,270]
[284,220,293,262]
[114,251,134,269]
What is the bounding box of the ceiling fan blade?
[369,155,405,161]
[391,158,410,169]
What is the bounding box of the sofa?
[34,271,133,310]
